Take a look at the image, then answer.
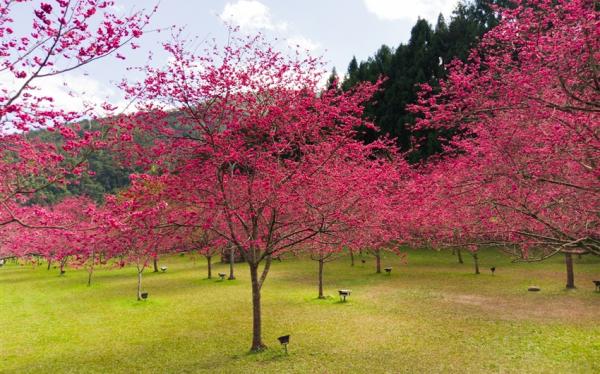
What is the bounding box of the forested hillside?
[33,0,507,202]
[27,120,131,204]
[340,0,510,162]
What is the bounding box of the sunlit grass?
[0,249,598,373]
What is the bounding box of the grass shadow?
[230,346,290,362]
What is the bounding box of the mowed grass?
[0,249,599,373]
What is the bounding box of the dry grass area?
[0,248,598,373]
[444,292,599,321]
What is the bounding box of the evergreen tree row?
[338,0,509,162]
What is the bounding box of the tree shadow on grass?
[333,300,353,305]
[302,295,354,307]
[229,345,291,365]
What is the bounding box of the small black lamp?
[338,289,351,302]
[278,335,290,354]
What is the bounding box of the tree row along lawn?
[0,249,598,374]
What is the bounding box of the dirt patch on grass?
[443,292,599,322]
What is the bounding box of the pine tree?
[326,67,339,91]
[341,0,504,162]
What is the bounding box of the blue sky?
[130,0,459,75]
[9,0,459,113]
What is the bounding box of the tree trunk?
[457,248,464,264]
[206,255,212,279]
[228,247,236,280]
[137,270,143,301]
[87,251,95,286]
[375,251,381,273]
[318,257,325,299]
[47,259,51,270]
[153,257,158,272]
[249,264,266,351]
[87,256,94,287]
[349,249,355,267]
[59,258,67,275]
[472,252,480,274]
[565,252,575,289]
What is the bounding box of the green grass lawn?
[0,249,599,373]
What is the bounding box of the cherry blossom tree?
[0,0,154,233]
[116,32,404,351]
[309,244,340,299]
[99,175,182,300]
[410,0,598,288]
[190,229,219,280]
[0,196,97,276]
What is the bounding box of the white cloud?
[219,0,287,31]
[33,73,118,114]
[287,35,320,51]
[108,3,125,14]
[219,1,320,56]
[1,71,123,116]
[363,0,458,23]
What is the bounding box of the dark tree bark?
[318,257,325,299]
[349,249,355,267]
[472,252,480,274]
[249,263,266,351]
[206,255,212,279]
[137,269,143,301]
[87,251,95,287]
[565,252,575,289]
[228,247,236,280]
[47,259,51,270]
[375,250,381,273]
[153,257,158,273]
[59,257,67,275]
[457,248,464,264]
